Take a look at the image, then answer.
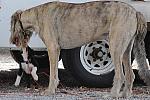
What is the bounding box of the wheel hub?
[90,47,105,62]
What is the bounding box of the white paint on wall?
[0,0,150,47]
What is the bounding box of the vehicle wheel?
[61,40,115,87]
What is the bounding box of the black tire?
[144,31,150,63]
[61,41,115,88]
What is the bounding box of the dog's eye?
[13,37,19,44]
[12,41,16,44]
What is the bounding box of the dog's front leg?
[30,64,38,81]
[43,44,60,95]
[14,63,23,87]
[14,75,22,87]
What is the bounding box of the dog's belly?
[59,32,108,49]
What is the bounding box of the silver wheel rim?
[80,40,114,75]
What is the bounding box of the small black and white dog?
[14,46,39,88]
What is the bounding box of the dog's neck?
[22,47,28,62]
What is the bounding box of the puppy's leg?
[31,64,38,81]
[24,72,31,88]
[30,64,39,89]
[33,79,39,89]
[15,63,23,87]
[15,75,22,87]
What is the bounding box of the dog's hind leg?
[110,53,125,97]
[109,33,125,97]
[109,27,126,97]
[121,37,135,97]
[24,73,31,88]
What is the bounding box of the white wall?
[0,0,150,47]
[0,0,51,47]
[0,0,91,47]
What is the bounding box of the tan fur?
[9,1,148,97]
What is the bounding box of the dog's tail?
[133,12,150,85]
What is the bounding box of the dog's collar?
[23,61,29,64]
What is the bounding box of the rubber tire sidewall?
[61,47,114,88]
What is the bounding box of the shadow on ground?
[0,68,146,89]
[0,68,82,88]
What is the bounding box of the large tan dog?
[9,1,150,97]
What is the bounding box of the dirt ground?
[0,48,150,100]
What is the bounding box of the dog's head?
[10,10,32,48]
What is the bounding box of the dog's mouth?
[12,37,28,48]
[11,32,29,48]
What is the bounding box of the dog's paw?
[31,67,38,81]
[32,74,38,81]
[41,88,55,96]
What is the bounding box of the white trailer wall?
[0,0,150,47]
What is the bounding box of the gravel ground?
[0,48,150,100]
